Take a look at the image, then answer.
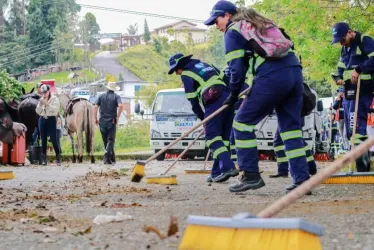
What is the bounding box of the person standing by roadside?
[94,82,123,165]
[32,83,44,145]
[35,84,61,166]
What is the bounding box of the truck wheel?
[187,155,195,160]
[155,150,165,161]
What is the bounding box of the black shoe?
[103,160,112,165]
[285,180,312,195]
[41,155,47,166]
[269,173,288,178]
[56,155,62,166]
[356,152,371,172]
[229,172,265,192]
[212,168,239,183]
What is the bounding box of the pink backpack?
[232,20,293,58]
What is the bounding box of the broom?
[184,149,212,174]
[179,136,374,250]
[0,171,15,180]
[130,87,251,182]
[322,76,374,184]
[146,130,205,184]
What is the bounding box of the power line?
[78,4,205,23]
[0,41,55,61]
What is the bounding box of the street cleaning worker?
[205,1,311,194]
[331,22,374,172]
[35,84,61,166]
[168,53,239,183]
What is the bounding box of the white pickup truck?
[145,88,208,161]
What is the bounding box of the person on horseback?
[35,84,61,166]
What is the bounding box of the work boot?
[269,172,288,178]
[212,168,239,183]
[206,175,213,183]
[285,179,312,195]
[56,155,62,166]
[356,151,371,172]
[229,172,265,192]
[41,155,47,166]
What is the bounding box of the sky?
[76,0,230,34]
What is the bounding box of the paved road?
[1,160,374,250]
[92,51,142,82]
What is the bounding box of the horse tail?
[84,101,93,155]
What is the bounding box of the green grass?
[28,69,99,87]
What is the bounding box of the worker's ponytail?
[230,7,274,35]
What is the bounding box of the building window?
[134,85,141,92]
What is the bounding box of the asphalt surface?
[1,160,374,250]
[92,51,142,82]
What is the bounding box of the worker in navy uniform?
[205,1,311,194]
[168,53,239,183]
[331,22,374,172]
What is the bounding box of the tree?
[127,23,138,35]
[0,69,23,102]
[0,0,10,40]
[143,19,151,43]
[80,12,100,51]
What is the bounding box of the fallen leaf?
[43,238,56,243]
[111,203,129,208]
[72,226,92,236]
[143,225,166,240]
[42,227,59,233]
[347,232,354,240]
[167,216,178,236]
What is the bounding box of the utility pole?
[120,33,123,52]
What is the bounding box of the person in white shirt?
[35,85,61,166]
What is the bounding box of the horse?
[60,91,95,163]
[18,87,40,147]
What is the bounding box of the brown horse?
[61,91,95,163]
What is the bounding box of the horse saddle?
[20,93,40,102]
[64,97,88,117]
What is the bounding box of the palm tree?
[127,23,138,35]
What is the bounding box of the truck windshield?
[153,92,194,114]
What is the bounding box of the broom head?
[0,171,15,180]
[146,174,178,185]
[179,213,324,250]
[322,172,374,184]
[130,161,145,183]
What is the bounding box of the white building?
[151,20,207,44]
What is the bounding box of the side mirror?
[317,100,324,112]
[134,103,140,114]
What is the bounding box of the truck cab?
[149,88,207,161]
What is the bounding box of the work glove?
[223,92,239,106]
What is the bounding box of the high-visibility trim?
[236,139,257,148]
[223,140,230,147]
[304,145,311,151]
[368,52,374,57]
[200,75,226,94]
[233,120,255,132]
[185,92,198,99]
[277,157,288,163]
[225,49,245,63]
[286,148,306,159]
[274,145,285,152]
[206,136,222,147]
[231,155,237,160]
[337,61,346,68]
[182,71,204,84]
[280,130,302,141]
[213,147,228,159]
[307,156,314,162]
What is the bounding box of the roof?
[174,26,207,31]
[153,20,197,31]
[157,88,185,93]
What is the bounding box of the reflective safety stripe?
[369,52,374,57]
[233,120,255,132]
[223,140,230,147]
[277,157,288,163]
[200,76,226,94]
[185,92,198,99]
[307,156,314,162]
[213,147,228,159]
[354,133,367,145]
[286,148,306,159]
[231,154,237,160]
[337,61,346,68]
[274,145,285,152]
[182,71,204,84]
[225,49,245,63]
[206,136,222,147]
[236,139,257,148]
[280,130,302,141]
[229,25,240,33]
[304,145,311,151]
[182,71,226,100]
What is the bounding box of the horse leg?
[69,132,76,163]
[77,129,83,163]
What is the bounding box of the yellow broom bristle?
[146,175,178,185]
[322,174,374,184]
[184,169,211,174]
[0,171,15,180]
[179,216,323,250]
[130,161,145,183]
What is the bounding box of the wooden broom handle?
[145,87,251,164]
[257,136,374,218]
[163,130,205,175]
[350,77,361,151]
[203,149,211,170]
